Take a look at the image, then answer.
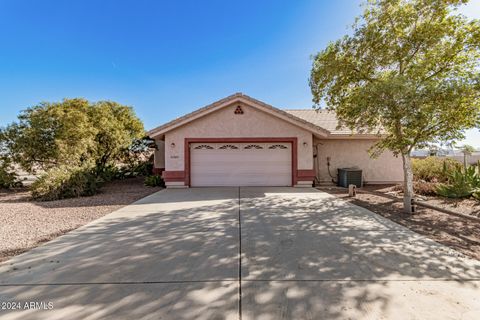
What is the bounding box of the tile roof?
[284,109,354,135]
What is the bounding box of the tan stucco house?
[147,93,403,188]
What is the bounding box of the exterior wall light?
[170,142,176,148]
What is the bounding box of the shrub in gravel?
[95,160,154,182]
[130,161,153,177]
[95,164,122,182]
[412,157,460,182]
[31,165,103,201]
[144,175,164,187]
[0,160,22,189]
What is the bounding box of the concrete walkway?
[0,187,479,319]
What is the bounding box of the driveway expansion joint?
[238,186,243,320]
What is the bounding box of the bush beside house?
[144,175,165,187]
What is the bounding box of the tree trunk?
[401,152,414,214]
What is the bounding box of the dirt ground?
[318,185,480,261]
[0,178,162,262]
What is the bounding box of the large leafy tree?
[1,99,95,171]
[0,99,144,173]
[310,0,480,213]
[89,101,145,169]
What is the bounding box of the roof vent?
[234,105,244,114]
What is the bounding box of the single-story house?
[147,93,403,188]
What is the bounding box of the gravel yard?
[318,185,480,261]
[0,178,162,262]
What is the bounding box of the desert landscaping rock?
[0,178,162,262]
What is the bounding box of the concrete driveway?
[0,187,479,319]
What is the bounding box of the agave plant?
[473,190,480,200]
[436,165,480,199]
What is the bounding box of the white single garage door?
[190,142,292,187]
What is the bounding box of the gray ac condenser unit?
[337,168,363,188]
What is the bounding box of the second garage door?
[190,142,292,187]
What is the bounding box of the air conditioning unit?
[337,168,363,188]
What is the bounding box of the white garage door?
[190,142,292,187]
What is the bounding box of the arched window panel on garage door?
[218,144,239,150]
[244,144,264,150]
[267,143,289,149]
[193,144,214,150]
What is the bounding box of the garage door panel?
[190,142,292,187]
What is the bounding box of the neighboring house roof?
[147,93,381,139]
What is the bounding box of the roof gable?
[147,93,330,138]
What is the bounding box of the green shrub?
[0,159,22,189]
[96,161,153,182]
[436,165,480,199]
[31,165,103,201]
[144,175,164,187]
[130,161,153,176]
[412,157,460,182]
[95,164,126,182]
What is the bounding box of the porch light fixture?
[303,142,308,147]
[170,142,176,148]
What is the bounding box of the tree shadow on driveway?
[239,187,480,319]
[0,189,241,320]
[0,187,479,319]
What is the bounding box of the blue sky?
[1,0,479,147]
